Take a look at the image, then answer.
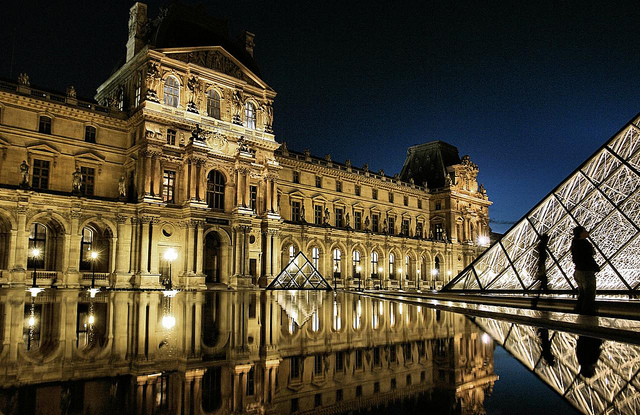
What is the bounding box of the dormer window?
[207,90,221,119]
[38,116,51,134]
[84,126,96,143]
[164,76,180,107]
[244,101,256,129]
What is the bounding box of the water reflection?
[0,289,498,414]
[476,317,640,414]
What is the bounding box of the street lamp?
[28,248,44,297]
[163,248,178,293]
[88,251,100,298]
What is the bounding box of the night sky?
[3,1,640,233]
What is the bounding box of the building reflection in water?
[476,317,640,414]
[0,288,499,414]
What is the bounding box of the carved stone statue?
[237,137,251,153]
[19,160,29,187]
[345,159,351,168]
[364,216,370,230]
[263,103,273,132]
[191,124,209,142]
[145,62,161,102]
[186,76,200,113]
[66,86,76,98]
[479,183,486,196]
[442,229,448,242]
[232,90,242,124]
[72,168,83,194]
[300,203,306,222]
[378,169,384,176]
[304,148,311,159]
[429,229,434,239]
[18,73,30,86]
[363,163,369,172]
[324,154,331,162]
[118,176,127,198]
[409,178,415,185]
[382,219,388,233]
[345,213,351,227]
[324,208,330,225]
[445,175,453,186]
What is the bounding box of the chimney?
[243,31,256,57]
[126,2,148,62]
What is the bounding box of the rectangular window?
[134,73,142,107]
[84,126,96,143]
[372,188,378,200]
[291,398,299,413]
[38,116,51,134]
[335,208,343,227]
[355,184,361,196]
[435,201,442,210]
[336,180,342,192]
[290,357,301,379]
[373,347,381,367]
[416,222,423,238]
[404,195,408,206]
[166,129,176,146]
[246,368,255,396]
[389,192,394,203]
[355,349,363,369]
[418,199,422,209]
[315,176,322,188]
[335,352,344,372]
[162,170,176,203]
[250,185,257,212]
[291,201,301,222]
[372,214,379,233]
[293,171,300,184]
[32,159,50,190]
[80,166,95,195]
[354,211,362,231]
[388,217,395,235]
[314,205,323,225]
[404,343,412,362]
[314,355,323,375]
[402,219,410,236]
[435,223,444,240]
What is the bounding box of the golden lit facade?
[0,2,490,293]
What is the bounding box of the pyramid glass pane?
[445,113,640,293]
[268,251,330,290]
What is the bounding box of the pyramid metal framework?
[475,317,640,414]
[445,113,640,293]
[267,251,332,290]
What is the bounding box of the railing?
[82,272,109,281]
[35,271,58,280]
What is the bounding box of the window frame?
[163,76,180,108]
[38,116,52,134]
[206,89,221,119]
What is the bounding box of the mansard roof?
[399,140,461,189]
[148,3,261,77]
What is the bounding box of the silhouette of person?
[576,335,603,378]
[536,233,550,291]
[537,328,555,366]
[571,226,600,315]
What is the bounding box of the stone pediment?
[161,47,268,89]
[74,151,105,163]
[27,143,60,156]
[311,194,328,202]
[332,198,348,206]
[288,190,305,198]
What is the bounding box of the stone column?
[236,169,242,207]
[184,222,195,275]
[13,206,28,272]
[190,161,198,200]
[193,292,203,356]
[265,231,272,277]
[137,293,148,357]
[115,215,132,274]
[195,223,204,275]
[139,218,150,274]
[244,171,250,208]
[149,219,160,275]
[272,180,278,212]
[266,177,272,212]
[155,155,163,197]
[243,226,250,276]
[200,162,207,202]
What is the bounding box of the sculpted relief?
[169,50,259,87]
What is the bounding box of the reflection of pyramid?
[274,291,325,327]
[475,318,640,414]
[267,252,332,290]
[446,115,640,293]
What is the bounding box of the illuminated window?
[163,76,180,107]
[163,170,176,203]
[371,252,379,277]
[79,227,94,271]
[206,170,225,210]
[207,90,221,119]
[333,249,341,278]
[244,101,256,129]
[134,72,142,107]
[352,250,361,277]
[28,223,46,269]
[312,247,320,268]
[389,253,395,279]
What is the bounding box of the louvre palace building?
[0,2,491,293]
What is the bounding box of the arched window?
[311,311,320,332]
[244,101,256,129]
[28,223,46,269]
[288,245,296,263]
[332,299,342,331]
[434,257,441,281]
[163,76,180,107]
[371,251,379,277]
[207,90,221,119]
[79,227,94,271]
[405,256,410,279]
[352,250,361,278]
[333,249,342,279]
[389,253,395,279]
[312,247,320,269]
[206,170,225,210]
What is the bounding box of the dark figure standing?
[536,233,550,291]
[576,336,603,378]
[571,226,600,314]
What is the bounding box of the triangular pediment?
[160,46,271,90]
[74,151,105,163]
[288,189,305,198]
[445,115,640,294]
[352,201,365,208]
[267,251,331,291]
[311,194,328,202]
[27,143,60,156]
[332,198,348,206]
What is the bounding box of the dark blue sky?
[3,1,640,233]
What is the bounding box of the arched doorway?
[204,232,222,283]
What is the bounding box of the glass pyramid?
[446,114,640,293]
[267,251,332,290]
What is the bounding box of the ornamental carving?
[170,51,258,86]
[145,61,161,102]
[207,132,229,153]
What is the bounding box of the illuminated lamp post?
[163,248,178,295]
[88,251,100,298]
[28,248,44,297]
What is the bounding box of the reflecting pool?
[0,288,635,414]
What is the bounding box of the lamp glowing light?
[90,251,98,260]
[88,315,95,325]
[28,315,35,326]
[431,269,438,276]
[31,248,41,258]
[164,248,178,262]
[88,287,100,298]
[478,235,490,246]
[378,267,383,273]
[162,315,176,329]
[28,287,44,297]
[482,333,491,344]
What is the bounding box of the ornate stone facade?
[0,2,490,292]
